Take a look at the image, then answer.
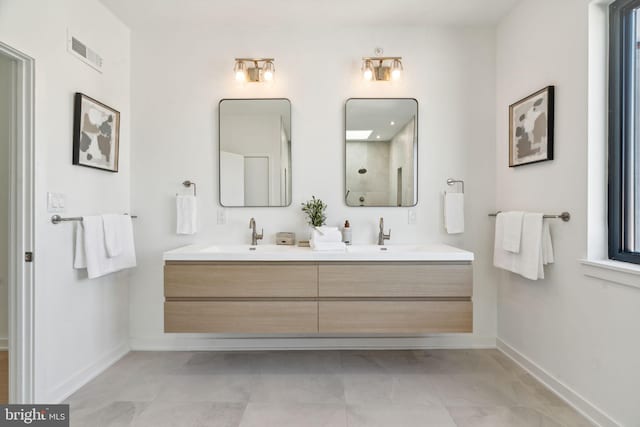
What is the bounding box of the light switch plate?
[217,208,227,225]
[47,192,66,213]
[408,209,417,225]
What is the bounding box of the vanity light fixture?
[233,58,275,83]
[361,52,403,82]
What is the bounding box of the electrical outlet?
[217,208,227,225]
[47,192,66,213]
[408,209,417,225]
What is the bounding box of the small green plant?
[301,196,327,227]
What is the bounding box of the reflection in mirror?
[345,98,418,207]
[219,99,291,207]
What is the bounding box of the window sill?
[580,259,640,290]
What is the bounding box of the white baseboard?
[47,342,130,404]
[0,338,7,350]
[497,338,620,427]
[130,334,496,351]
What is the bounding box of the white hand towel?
[74,216,136,279]
[74,222,87,269]
[542,221,555,265]
[102,214,130,257]
[315,226,340,234]
[310,240,346,252]
[176,195,197,235]
[494,213,545,280]
[76,216,106,276]
[493,213,513,272]
[502,211,524,253]
[312,227,342,243]
[444,193,464,234]
[517,213,544,280]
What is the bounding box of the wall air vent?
[67,31,103,73]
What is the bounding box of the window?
[609,0,640,264]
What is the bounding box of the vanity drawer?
[164,263,318,298]
[318,263,472,298]
[318,301,472,334]
[165,301,318,333]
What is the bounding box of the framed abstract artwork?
[72,93,120,172]
[509,86,554,167]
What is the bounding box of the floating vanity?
[163,244,474,335]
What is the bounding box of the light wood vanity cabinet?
[165,301,318,333]
[318,264,472,298]
[165,263,317,298]
[318,301,472,334]
[164,261,473,334]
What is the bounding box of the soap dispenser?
[342,220,352,245]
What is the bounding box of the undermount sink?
[164,243,474,262]
[346,245,425,253]
[202,244,295,253]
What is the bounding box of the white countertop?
[163,243,474,262]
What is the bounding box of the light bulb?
[233,60,246,82]
[262,61,275,81]
[362,59,374,81]
[391,59,403,81]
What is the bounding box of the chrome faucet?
[378,217,391,245]
[249,217,263,246]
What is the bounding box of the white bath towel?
[74,216,137,279]
[102,214,132,258]
[176,195,197,235]
[501,211,524,253]
[493,212,554,280]
[444,192,464,234]
[312,226,342,243]
[310,240,346,251]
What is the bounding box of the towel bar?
[488,211,571,222]
[446,178,464,193]
[182,180,196,196]
[51,214,138,225]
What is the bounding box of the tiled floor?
[66,349,593,427]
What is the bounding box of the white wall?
[0,54,12,349]
[0,0,131,402]
[496,1,640,425]
[129,24,498,350]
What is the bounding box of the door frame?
[0,41,35,404]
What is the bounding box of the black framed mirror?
[219,98,292,207]
[345,98,418,207]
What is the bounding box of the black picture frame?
[72,92,120,173]
[508,86,555,167]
